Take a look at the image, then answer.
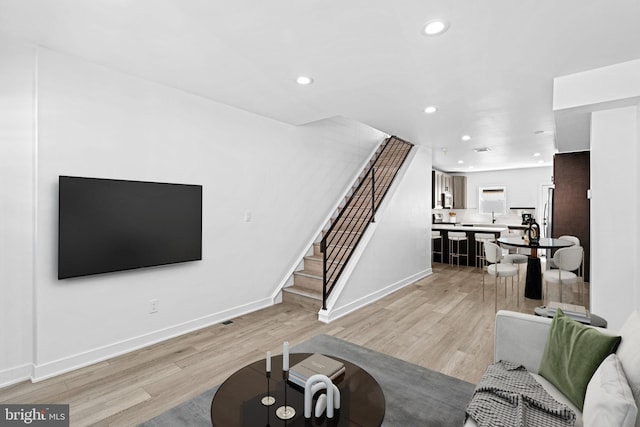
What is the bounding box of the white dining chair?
[483,241,519,312]
[474,233,495,269]
[547,235,583,280]
[543,246,584,304]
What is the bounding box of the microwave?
[441,191,453,209]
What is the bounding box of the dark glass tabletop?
[210,353,385,426]
[497,237,575,250]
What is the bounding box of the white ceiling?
[2,0,640,172]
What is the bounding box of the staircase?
[282,136,414,312]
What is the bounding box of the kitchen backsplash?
[433,208,533,225]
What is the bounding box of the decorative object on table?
[546,301,590,322]
[276,341,296,420]
[527,218,540,244]
[288,353,345,388]
[448,211,456,223]
[261,351,276,406]
[535,304,592,324]
[304,374,341,419]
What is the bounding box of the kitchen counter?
[431,224,512,267]
[432,223,509,233]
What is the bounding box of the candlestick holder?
[275,370,296,420]
[261,371,276,406]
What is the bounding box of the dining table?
[496,237,575,299]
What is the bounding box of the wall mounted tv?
[58,176,202,279]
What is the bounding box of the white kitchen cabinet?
[432,170,453,208]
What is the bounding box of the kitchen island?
[432,223,509,266]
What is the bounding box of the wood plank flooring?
[0,262,588,426]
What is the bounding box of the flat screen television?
[58,176,202,279]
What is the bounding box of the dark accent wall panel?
[553,151,590,282]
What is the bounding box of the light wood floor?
[0,262,588,426]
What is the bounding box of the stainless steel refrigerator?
[543,187,554,238]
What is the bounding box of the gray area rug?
[140,334,475,426]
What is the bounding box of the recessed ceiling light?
[458,160,464,164]
[538,160,545,164]
[468,165,474,169]
[423,20,450,36]
[461,135,471,141]
[441,147,448,152]
[533,152,541,157]
[424,106,438,114]
[296,76,314,85]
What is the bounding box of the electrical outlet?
[150,299,159,314]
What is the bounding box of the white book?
[547,301,587,316]
[288,353,345,387]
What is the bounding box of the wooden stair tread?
[304,254,344,265]
[293,270,321,279]
[282,286,322,300]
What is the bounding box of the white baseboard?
[31,297,274,382]
[318,268,432,323]
[0,363,34,388]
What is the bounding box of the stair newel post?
[321,237,327,310]
[371,166,376,223]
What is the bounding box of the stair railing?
[320,136,413,309]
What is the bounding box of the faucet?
[491,211,496,224]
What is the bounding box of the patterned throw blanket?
[466,361,576,427]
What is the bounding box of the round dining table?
[496,237,575,299]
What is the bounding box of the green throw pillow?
[539,309,621,410]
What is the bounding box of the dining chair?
[474,233,495,269]
[500,230,529,274]
[547,235,581,272]
[503,251,528,282]
[483,241,519,312]
[542,246,584,304]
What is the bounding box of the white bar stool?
[431,231,443,263]
[448,231,468,268]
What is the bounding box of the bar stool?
[448,231,468,267]
[474,233,496,269]
[431,231,443,263]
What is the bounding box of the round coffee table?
[210,353,385,426]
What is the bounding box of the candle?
[283,341,289,371]
[266,351,271,373]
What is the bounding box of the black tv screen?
[58,176,202,279]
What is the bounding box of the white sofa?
[465,310,640,427]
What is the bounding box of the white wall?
[322,146,432,321]
[1,40,388,384]
[590,106,639,329]
[554,58,640,329]
[0,39,36,385]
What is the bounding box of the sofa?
[464,310,640,427]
